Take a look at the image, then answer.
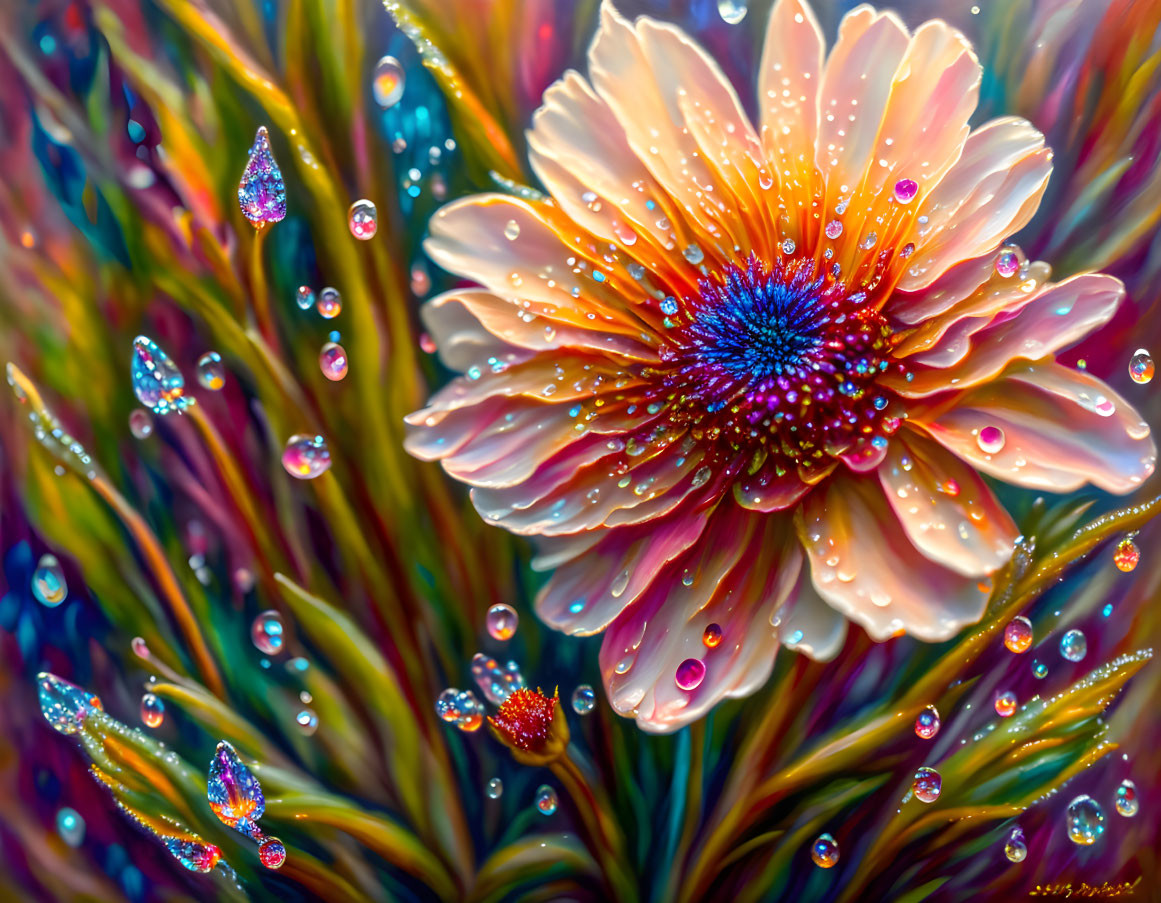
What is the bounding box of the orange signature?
[1030,878,1142,898]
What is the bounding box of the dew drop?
[251,610,285,655]
[571,684,596,715]
[1113,537,1139,572]
[860,232,877,250]
[1065,794,1104,845]
[281,434,331,479]
[674,658,706,691]
[196,352,225,391]
[295,707,319,736]
[683,244,704,265]
[503,220,521,240]
[56,807,85,847]
[435,688,461,722]
[486,603,519,641]
[995,248,1019,278]
[912,766,942,803]
[32,554,67,607]
[317,287,342,319]
[824,219,843,239]
[347,199,377,240]
[1032,660,1048,679]
[1128,348,1154,384]
[319,342,348,381]
[1115,779,1138,817]
[1004,827,1027,863]
[810,833,839,868]
[140,692,165,728]
[1003,616,1033,653]
[128,408,153,439]
[237,126,286,227]
[485,777,503,799]
[38,672,100,735]
[207,740,265,834]
[993,690,1017,717]
[717,0,748,23]
[781,238,796,255]
[372,56,405,108]
[454,691,484,732]
[893,179,918,203]
[296,285,316,311]
[914,705,940,739]
[131,336,191,415]
[976,426,1005,454]
[702,623,722,648]
[1059,628,1087,662]
[471,654,526,704]
[258,836,286,869]
[534,784,558,815]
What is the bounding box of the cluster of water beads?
[674,658,707,691]
[914,705,940,739]
[131,336,192,415]
[128,408,153,439]
[207,740,285,868]
[1128,348,1154,384]
[1115,779,1138,817]
[1113,537,1139,572]
[534,784,558,816]
[810,833,839,868]
[434,687,485,732]
[31,553,67,607]
[296,285,316,311]
[317,287,342,319]
[485,603,519,641]
[282,434,332,479]
[319,342,348,381]
[471,653,526,704]
[1003,616,1033,653]
[571,684,596,715]
[140,692,165,728]
[372,56,405,108]
[485,777,503,799]
[251,610,285,655]
[56,807,85,847]
[1059,628,1087,662]
[993,690,1017,718]
[195,352,225,391]
[1004,827,1027,863]
[912,767,942,803]
[1065,794,1105,845]
[237,126,286,228]
[347,199,378,240]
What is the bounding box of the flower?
[406,0,1156,732]
[488,688,569,765]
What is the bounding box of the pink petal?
[916,363,1156,493]
[797,474,992,641]
[776,565,848,662]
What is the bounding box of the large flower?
[406,0,1156,732]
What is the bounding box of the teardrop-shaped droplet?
[1115,779,1138,817]
[810,833,839,868]
[317,287,342,319]
[128,408,153,439]
[348,199,378,240]
[534,784,558,815]
[196,352,225,391]
[1128,348,1154,384]
[32,554,67,606]
[486,603,518,641]
[141,692,165,728]
[914,704,940,739]
[1004,827,1027,862]
[372,56,405,108]
[131,336,191,415]
[163,837,222,873]
[281,434,332,479]
[37,672,101,735]
[717,0,748,24]
[207,740,265,837]
[319,342,349,381]
[251,610,285,655]
[237,126,286,227]
[1065,794,1104,845]
[912,766,942,803]
[571,684,596,715]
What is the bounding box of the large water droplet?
[32,554,67,607]
[912,766,942,803]
[486,603,518,641]
[163,837,222,873]
[372,56,405,108]
[319,342,348,381]
[1004,616,1033,653]
[1128,348,1154,384]
[38,672,100,734]
[207,740,265,838]
[976,426,1005,454]
[282,434,332,479]
[251,610,285,655]
[348,199,377,240]
[1115,779,1138,817]
[1113,537,1139,572]
[503,220,521,240]
[141,692,165,728]
[56,807,85,847]
[317,287,342,319]
[296,285,316,311]
[1004,827,1027,862]
[893,179,918,204]
[454,690,484,732]
[237,126,286,227]
[196,352,225,391]
[1065,794,1104,845]
[471,653,525,704]
[131,336,191,415]
[914,705,940,739]
[534,784,558,815]
[1059,629,1087,662]
[702,623,722,648]
[825,219,843,239]
[995,248,1019,278]
[810,833,839,868]
[717,0,748,24]
[486,777,503,799]
[994,690,1017,717]
[571,684,596,715]
[675,658,706,691]
[436,688,461,722]
[258,836,286,869]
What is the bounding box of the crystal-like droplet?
[131,336,192,415]
[571,684,596,715]
[485,603,519,641]
[196,352,225,391]
[319,342,348,381]
[251,610,285,655]
[141,692,165,728]
[372,56,405,108]
[281,434,332,479]
[348,199,378,240]
[32,554,67,607]
[1065,794,1105,845]
[237,126,286,227]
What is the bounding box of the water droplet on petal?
[675,658,706,691]
[717,0,747,23]
[995,248,1019,278]
[571,684,596,715]
[295,707,319,735]
[486,603,518,641]
[534,784,558,815]
[296,285,316,311]
[317,287,342,319]
[976,426,1005,454]
[893,179,918,203]
[141,692,165,728]
[1128,348,1154,384]
[486,777,503,799]
[131,336,191,415]
[319,343,348,381]
[1059,629,1087,662]
[914,705,940,739]
[503,220,521,240]
[372,56,405,108]
[163,837,222,873]
[207,740,265,836]
[1004,827,1027,862]
[702,623,722,648]
[824,220,843,239]
[810,833,839,868]
[32,554,67,607]
[38,672,100,735]
[912,766,942,803]
[196,352,225,391]
[282,434,331,479]
[348,199,377,240]
[994,690,1017,717]
[860,232,878,250]
[237,126,286,227]
[781,238,796,255]
[56,807,85,847]
[129,408,153,439]
[1004,616,1033,653]
[1065,794,1104,845]
[1113,537,1139,572]
[683,244,704,265]
[251,610,285,655]
[258,836,286,869]
[1115,779,1138,817]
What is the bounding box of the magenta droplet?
[995,248,1019,278]
[976,425,1005,455]
[319,342,348,381]
[824,220,843,239]
[674,658,706,691]
[893,179,918,204]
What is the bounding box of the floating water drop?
[702,623,722,648]
[471,653,526,704]
[141,692,165,728]
[825,220,843,239]
[296,285,316,311]
[976,425,1005,454]
[348,199,377,240]
[486,603,519,641]
[258,836,286,869]
[571,684,596,715]
[436,688,461,722]
[1113,537,1139,572]
[131,336,191,415]
[1128,348,1154,384]
[317,287,342,319]
[1115,779,1138,817]
[251,610,285,655]
[196,352,225,391]
[893,179,918,203]
[56,807,85,847]
[994,690,1017,717]
[534,784,558,815]
[1004,616,1033,653]
[1032,660,1048,679]
[207,740,265,839]
[810,833,839,868]
[1059,629,1087,662]
[717,0,748,24]
[675,658,706,691]
[1004,827,1027,863]
[454,690,484,732]
[914,705,940,739]
[995,248,1019,278]
[912,766,942,803]
[295,708,319,736]
[319,342,348,381]
[129,408,153,439]
[486,777,503,799]
[1065,794,1105,845]
[32,554,67,607]
[503,220,521,240]
[372,56,405,108]
[411,263,431,296]
[781,238,796,255]
[237,126,286,227]
[281,434,332,479]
